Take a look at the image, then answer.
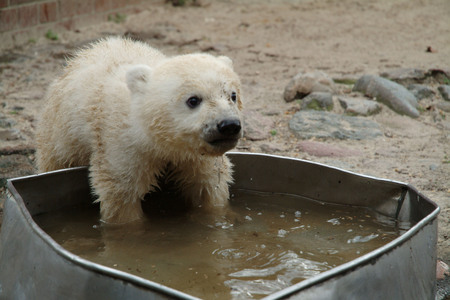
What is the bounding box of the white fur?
[36,37,243,224]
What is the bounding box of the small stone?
[353,75,419,118]
[436,260,449,280]
[380,68,427,84]
[407,84,434,100]
[0,154,36,189]
[289,110,382,140]
[297,140,361,157]
[429,164,439,171]
[0,145,35,155]
[261,109,281,116]
[0,129,21,141]
[436,102,450,112]
[438,85,450,101]
[338,96,381,116]
[300,92,333,111]
[284,71,335,102]
[0,113,16,128]
[243,110,275,141]
[428,68,450,84]
[260,143,284,153]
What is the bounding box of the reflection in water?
[35,190,408,299]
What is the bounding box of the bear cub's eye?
[231,92,237,103]
[186,96,202,109]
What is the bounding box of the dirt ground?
[1,0,449,288]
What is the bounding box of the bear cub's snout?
[217,119,241,136]
[204,118,242,152]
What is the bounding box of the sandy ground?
[1,0,449,290]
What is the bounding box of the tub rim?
[5,152,440,299]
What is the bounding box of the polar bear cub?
[36,37,243,224]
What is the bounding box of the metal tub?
[0,153,440,299]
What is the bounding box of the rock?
[338,96,381,116]
[438,85,450,101]
[0,113,16,128]
[243,110,275,141]
[380,68,427,84]
[296,140,361,157]
[407,84,434,100]
[0,145,35,155]
[437,102,450,112]
[260,109,281,116]
[289,110,382,140]
[283,71,335,102]
[353,75,420,118]
[437,260,450,280]
[0,129,21,141]
[300,92,333,111]
[0,154,36,190]
[124,29,166,41]
[7,89,45,101]
[260,143,284,153]
[429,69,450,84]
[429,164,439,171]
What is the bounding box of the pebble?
[407,84,434,100]
[259,143,284,153]
[300,92,333,111]
[353,75,420,118]
[437,102,450,112]
[429,164,439,171]
[283,71,335,102]
[338,96,381,116]
[243,110,275,141]
[0,154,36,190]
[0,129,21,141]
[296,140,361,157]
[437,260,450,280]
[289,110,382,140]
[0,145,35,155]
[438,85,450,101]
[380,68,427,84]
[0,113,16,128]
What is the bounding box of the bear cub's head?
[127,53,243,157]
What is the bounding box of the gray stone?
[243,110,275,141]
[0,113,16,128]
[438,85,450,101]
[296,140,361,157]
[380,68,427,84]
[283,71,335,102]
[429,69,450,85]
[407,84,434,100]
[260,143,284,153]
[338,96,381,116]
[353,75,419,118]
[0,145,35,155]
[429,164,439,171]
[289,110,382,140]
[300,92,333,111]
[0,154,36,191]
[0,129,21,141]
[437,102,450,112]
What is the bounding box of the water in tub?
[35,190,408,299]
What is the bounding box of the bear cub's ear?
[218,56,233,69]
[126,65,152,94]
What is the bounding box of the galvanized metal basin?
[0,152,439,299]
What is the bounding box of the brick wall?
[0,0,150,50]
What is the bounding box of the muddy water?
[35,190,408,299]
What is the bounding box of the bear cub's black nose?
[217,119,241,136]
